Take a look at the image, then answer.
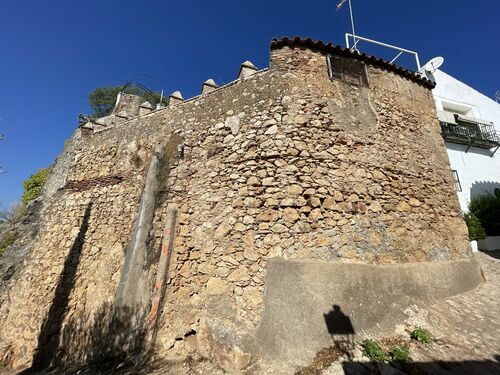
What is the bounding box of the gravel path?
[407,250,500,374]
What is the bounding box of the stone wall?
[0,40,474,371]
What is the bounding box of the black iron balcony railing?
[440,120,500,156]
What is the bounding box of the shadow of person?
[324,304,355,357]
[324,304,355,336]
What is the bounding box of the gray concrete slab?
[257,257,483,368]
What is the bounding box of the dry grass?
[295,340,353,375]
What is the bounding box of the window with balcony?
[437,106,500,156]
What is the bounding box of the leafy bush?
[22,168,49,206]
[390,346,411,363]
[410,327,431,344]
[464,212,487,241]
[469,191,500,236]
[0,230,18,256]
[361,339,388,361]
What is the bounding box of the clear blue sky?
[1,0,499,207]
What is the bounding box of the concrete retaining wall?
[478,236,500,251]
[257,257,484,368]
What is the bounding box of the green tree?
[88,86,122,117]
[88,86,167,118]
[469,192,500,236]
[464,212,487,241]
[22,168,49,206]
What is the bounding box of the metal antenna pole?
[348,0,358,52]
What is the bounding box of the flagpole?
[348,0,358,51]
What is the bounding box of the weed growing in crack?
[390,346,411,363]
[410,327,432,344]
[361,339,388,361]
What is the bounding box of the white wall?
[432,69,500,211]
[433,70,500,123]
[445,144,500,210]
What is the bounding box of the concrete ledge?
[256,257,484,368]
[478,236,500,251]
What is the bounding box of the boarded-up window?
[327,55,368,86]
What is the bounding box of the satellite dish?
[421,56,444,73]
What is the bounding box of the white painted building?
[432,69,500,250]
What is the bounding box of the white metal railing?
[345,33,421,71]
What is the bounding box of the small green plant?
[361,339,388,361]
[22,168,49,206]
[410,327,431,344]
[390,346,411,363]
[464,212,487,241]
[0,230,18,256]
